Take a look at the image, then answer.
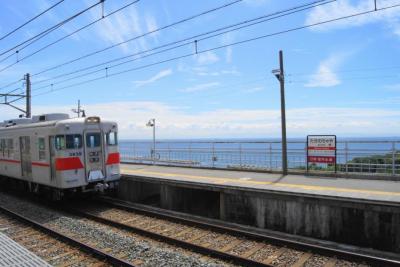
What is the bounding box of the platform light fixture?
[146,118,156,164]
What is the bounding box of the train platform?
[0,233,51,267]
[119,163,400,253]
[120,163,400,203]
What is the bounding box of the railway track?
[0,191,399,267]
[65,197,400,267]
[0,206,134,267]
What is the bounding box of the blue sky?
[0,0,399,138]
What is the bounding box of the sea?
[119,137,400,170]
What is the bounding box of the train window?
[106,132,118,146]
[7,139,13,158]
[55,135,65,150]
[86,133,100,148]
[38,138,46,160]
[66,134,82,149]
[0,139,4,154]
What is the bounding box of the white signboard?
[307,135,336,164]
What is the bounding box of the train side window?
[38,138,46,160]
[86,133,100,148]
[7,139,13,158]
[55,135,65,150]
[0,139,4,155]
[66,134,82,149]
[106,132,118,146]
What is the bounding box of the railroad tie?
[173,228,193,238]
[240,243,266,258]
[46,250,76,262]
[185,231,209,243]
[263,247,287,265]
[291,252,313,267]
[219,239,243,253]
[323,258,337,267]
[18,234,48,245]
[58,255,88,267]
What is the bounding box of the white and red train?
[0,113,120,198]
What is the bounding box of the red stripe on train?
[32,162,50,167]
[56,157,84,171]
[0,159,20,164]
[106,152,120,165]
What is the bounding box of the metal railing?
[120,140,400,177]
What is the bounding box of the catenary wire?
[0,0,66,41]
[32,0,334,85]
[0,0,104,59]
[31,0,249,76]
[0,0,141,69]
[32,2,400,97]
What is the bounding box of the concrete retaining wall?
[118,176,400,253]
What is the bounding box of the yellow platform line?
[121,168,400,197]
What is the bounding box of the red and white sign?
[307,135,336,164]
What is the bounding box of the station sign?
[307,135,336,166]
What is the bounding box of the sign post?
[307,135,337,173]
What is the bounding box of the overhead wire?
[0,0,141,69]
[0,0,104,59]
[31,0,247,77]
[32,0,334,85]
[0,0,66,41]
[32,1,400,97]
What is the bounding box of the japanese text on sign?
[307,135,336,164]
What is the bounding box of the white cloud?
[3,102,398,138]
[305,53,345,88]
[180,82,220,93]
[305,0,400,36]
[133,69,172,87]
[90,4,155,54]
[221,33,234,63]
[195,51,219,65]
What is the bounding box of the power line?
[0,79,23,91]
[0,0,66,41]
[32,0,246,77]
[0,0,104,60]
[32,0,334,85]
[0,0,140,70]
[32,2,400,98]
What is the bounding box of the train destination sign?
[307,135,336,165]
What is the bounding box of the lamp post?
[146,118,156,163]
[272,50,288,175]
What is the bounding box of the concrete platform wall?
[118,176,400,253]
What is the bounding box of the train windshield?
[66,134,82,149]
[86,133,101,148]
[106,132,118,146]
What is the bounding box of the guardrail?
[120,140,400,177]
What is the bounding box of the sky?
[0,0,399,139]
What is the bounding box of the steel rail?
[62,203,272,267]
[96,197,400,267]
[0,204,137,267]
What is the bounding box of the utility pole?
[25,73,31,118]
[72,100,85,118]
[272,50,288,175]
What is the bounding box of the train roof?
[0,113,117,132]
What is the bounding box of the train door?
[19,136,32,179]
[84,131,105,182]
[49,136,56,181]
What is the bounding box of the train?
[0,113,120,199]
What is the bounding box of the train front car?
[53,116,120,195]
